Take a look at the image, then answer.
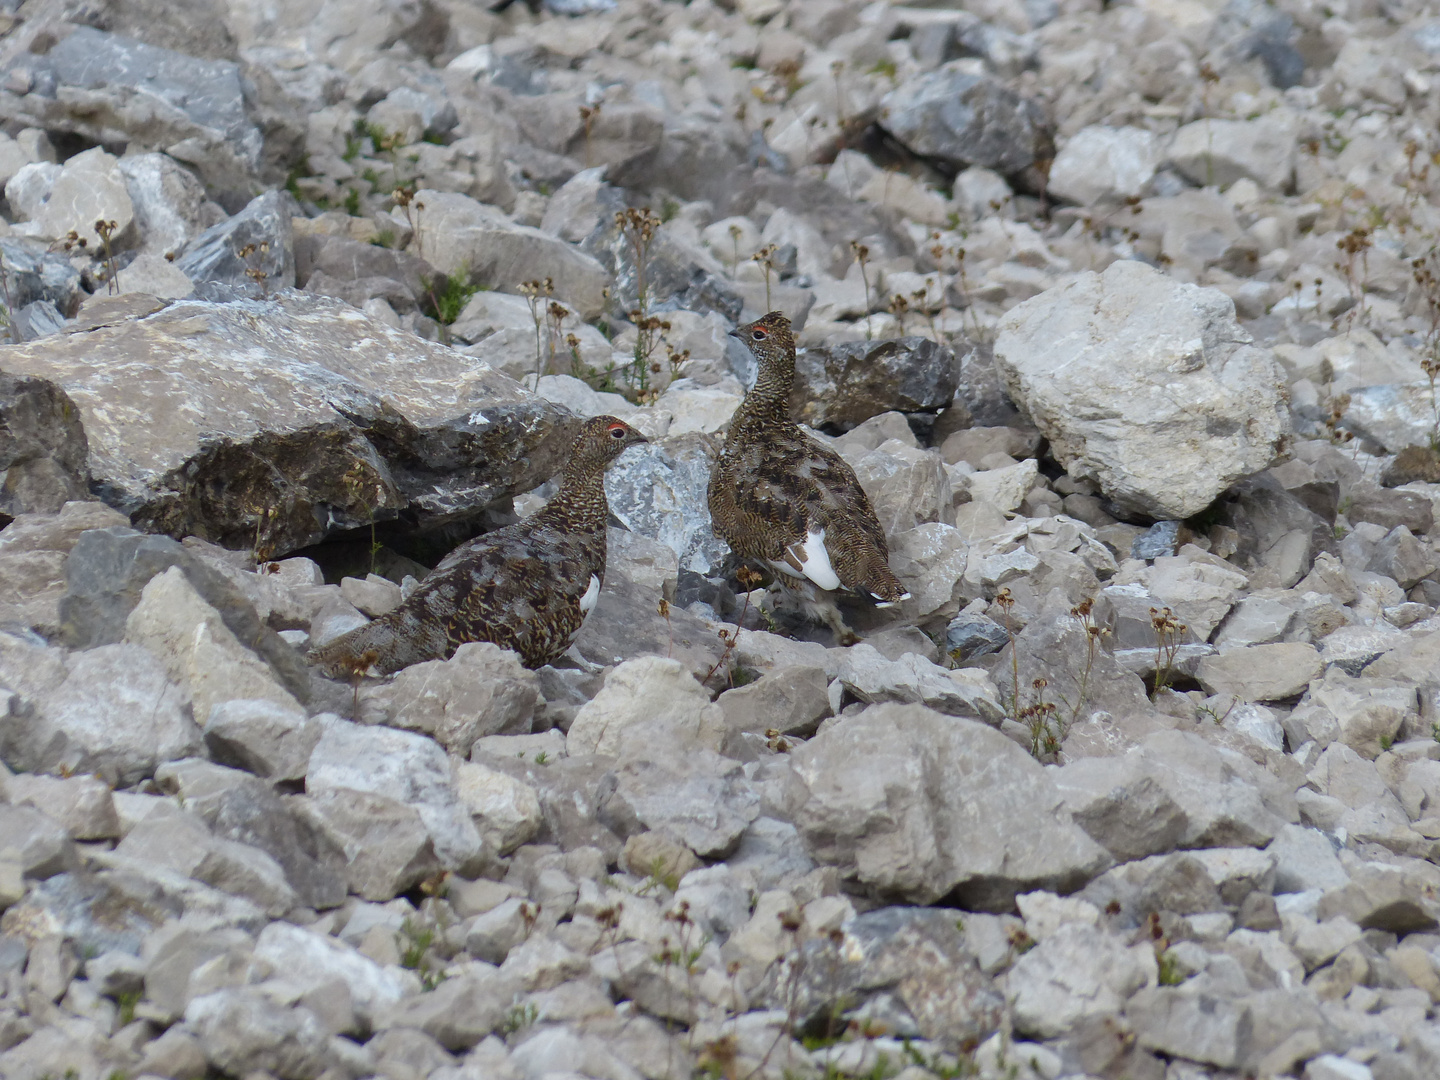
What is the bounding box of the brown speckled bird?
[709,312,909,640]
[309,415,647,676]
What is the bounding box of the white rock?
[993,260,1289,519]
[117,152,222,258]
[1048,126,1161,206]
[252,922,417,1027]
[1168,109,1299,192]
[567,656,725,757]
[834,644,1003,721]
[653,380,741,435]
[113,252,196,298]
[0,129,50,190]
[3,160,59,223]
[1007,922,1157,1039]
[968,457,1038,514]
[124,567,300,725]
[15,147,135,248]
[453,760,542,856]
[306,717,483,871]
[359,641,539,755]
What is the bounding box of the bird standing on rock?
[308,415,648,676]
[708,311,910,642]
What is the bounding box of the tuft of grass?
[425,272,480,325]
[398,917,434,970]
[1157,949,1185,986]
[502,1001,539,1035]
[284,154,313,201]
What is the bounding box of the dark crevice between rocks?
[281,500,519,585]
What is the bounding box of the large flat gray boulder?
[0,291,574,558]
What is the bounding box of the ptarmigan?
[309,415,647,676]
[709,311,909,641]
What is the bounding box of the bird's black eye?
[751,329,766,340]
[609,425,626,438]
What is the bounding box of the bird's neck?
[735,353,795,428]
[536,467,609,534]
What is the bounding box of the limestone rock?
[567,657,726,758]
[306,717,483,872]
[0,25,264,193]
[778,907,1003,1049]
[0,290,572,558]
[359,642,539,755]
[292,788,441,902]
[994,260,1289,518]
[9,147,134,250]
[1195,642,1322,701]
[792,337,960,432]
[2,639,200,786]
[1008,922,1157,1039]
[454,760,543,856]
[1168,110,1299,192]
[410,190,610,320]
[879,63,1053,181]
[784,703,1112,908]
[124,566,301,723]
[1048,126,1161,206]
[0,373,90,519]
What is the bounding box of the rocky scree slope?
[4,0,1440,1078]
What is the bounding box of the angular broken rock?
[1052,754,1191,862]
[1126,986,1253,1070]
[792,337,960,432]
[784,703,1111,908]
[204,699,321,783]
[603,434,729,576]
[306,717,483,873]
[2,639,201,786]
[185,987,331,1080]
[411,189,610,321]
[834,644,1003,721]
[1195,642,1322,701]
[0,372,90,518]
[176,189,295,299]
[610,748,761,858]
[125,566,302,725]
[1007,922,1157,1039]
[879,63,1054,181]
[359,641,540,755]
[582,208,742,323]
[0,25,265,195]
[994,260,1289,519]
[0,291,574,558]
[777,907,1003,1049]
[292,788,441,902]
[567,656,726,758]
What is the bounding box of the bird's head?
[574,415,648,471]
[729,311,794,366]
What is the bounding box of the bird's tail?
[306,614,414,678]
[854,553,911,607]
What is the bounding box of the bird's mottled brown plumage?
[309,416,647,675]
[708,312,909,629]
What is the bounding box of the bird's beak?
[728,325,745,340]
